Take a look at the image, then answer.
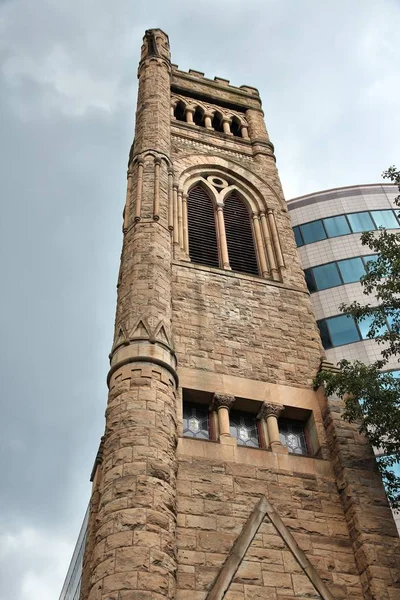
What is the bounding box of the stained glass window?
[279,419,309,455]
[182,403,210,439]
[229,411,259,448]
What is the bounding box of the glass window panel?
[363,254,378,265]
[312,263,341,290]
[357,315,388,339]
[347,212,375,233]
[326,315,360,346]
[337,257,365,283]
[304,268,316,293]
[317,319,332,350]
[229,411,259,448]
[323,215,351,237]
[293,226,303,247]
[370,210,399,229]
[300,220,327,244]
[183,404,210,439]
[279,420,308,456]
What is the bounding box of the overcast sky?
[0,0,399,598]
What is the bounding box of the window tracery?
[173,172,284,281]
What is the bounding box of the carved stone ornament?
[210,393,236,411]
[257,402,284,420]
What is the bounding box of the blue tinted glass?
[293,226,303,247]
[312,263,341,290]
[317,320,332,349]
[347,212,375,233]
[300,220,327,244]
[337,257,365,283]
[391,370,400,379]
[304,268,316,293]
[363,254,378,265]
[323,215,351,237]
[358,315,387,339]
[371,210,399,229]
[326,315,360,346]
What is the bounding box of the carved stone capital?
[210,393,235,411]
[257,402,284,420]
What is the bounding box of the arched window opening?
[212,112,224,133]
[174,101,186,122]
[224,192,259,276]
[187,185,219,268]
[231,117,241,137]
[193,106,204,127]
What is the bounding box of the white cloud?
[0,527,74,600]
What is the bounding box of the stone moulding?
[206,495,334,600]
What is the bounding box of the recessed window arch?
[231,116,242,137]
[174,100,186,122]
[212,111,224,133]
[193,106,204,127]
[224,191,259,276]
[187,184,219,268]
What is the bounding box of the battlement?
[171,64,261,111]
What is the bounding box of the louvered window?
[224,192,259,275]
[187,186,219,268]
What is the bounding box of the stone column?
[222,117,232,135]
[240,124,249,139]
[216,203,230,269]
[81,29,178,600]
[210,393,235,439]
[185,106,195,124]
[267,209,285,271]
[252,213,269,277]
[178,189,183,248]
[123,169,133,232]
[182,192,189,256]
[260,211,279,281]
[258,403,287,453]
[204,112,213,129]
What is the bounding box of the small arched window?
[187,186,219,268]
[174,101,186,122]
[231,117,241,137]
[193,106,204,127]
[224,192,259,276]
[212,111,224,133]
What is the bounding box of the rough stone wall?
[172,264,321,387]
[175,441,364,600]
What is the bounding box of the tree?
[315,166,400,508]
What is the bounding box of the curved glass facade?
[288,183,400,532]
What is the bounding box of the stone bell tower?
[80,30,400,600]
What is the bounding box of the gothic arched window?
[224,192,259,276]
[187,185,219,268]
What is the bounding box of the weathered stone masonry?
[80,29,400,600]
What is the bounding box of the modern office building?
[287,183,400,531]
[61,30,400,600]
[59,507,88,600]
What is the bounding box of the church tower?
[80,30,400,600]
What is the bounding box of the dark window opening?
[187,185,219,268]
[224,192,259,276]
[193,106,204,127]
[279,419,309,455]
[231,117,241,137]
[212,112,224,132]
[230,411,259,447]
[174,101,186,122]
[183,403,210,440]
